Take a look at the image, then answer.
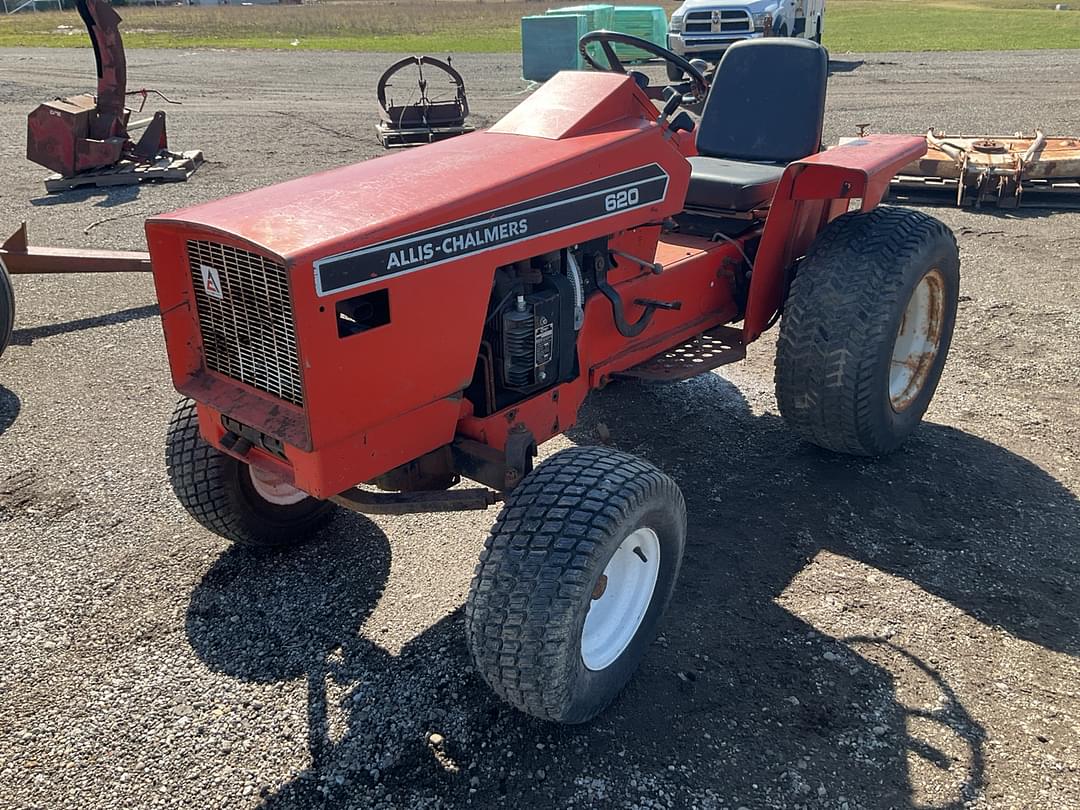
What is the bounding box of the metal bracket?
[451,431,535,492]
[332,487,499,515]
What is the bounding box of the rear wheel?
[666,61,685,82]
[774,207,960,455]
[465,446,686,723]
[776,22,789,38]
[0,260,14,361]
[165,397,337,548]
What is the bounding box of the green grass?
[826,0,1080,51]
[0,0,1078,53]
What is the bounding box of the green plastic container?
[546,4,615,62]
[611,6,668,62]
[522,14,588,82]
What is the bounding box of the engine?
[467,244,602,417]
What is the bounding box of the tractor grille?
[186,240,304,407]
[685,9,752,34]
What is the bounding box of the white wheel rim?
[889,269,946,412]
[247,466,308,506]
[581,527,661,672]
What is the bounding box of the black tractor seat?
[685,157,785,211]
[684,38,828,213]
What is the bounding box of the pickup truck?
[666,0,825,78]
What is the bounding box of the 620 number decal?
[604,187,640,212]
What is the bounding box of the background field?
[0,0,1079,52]
[2,42,1079,810]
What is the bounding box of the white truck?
[666,0,825,79]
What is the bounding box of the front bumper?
[668,30,764,59]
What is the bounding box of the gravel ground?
[1,48,1078,810]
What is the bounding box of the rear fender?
[742,134,926,342]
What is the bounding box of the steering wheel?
[578,31,710,105]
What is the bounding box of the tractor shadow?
[0,385,20,438]
[10,304,158,346]
[571,374,1078,658]
[185,374,1077,809]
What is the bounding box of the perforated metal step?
[616,326,745,382]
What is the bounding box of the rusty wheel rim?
[890,269,946,412]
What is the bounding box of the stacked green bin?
[611,6,668,62]
[545,4,615,63]
[521,13,588,82]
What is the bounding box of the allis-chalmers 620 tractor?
[151,37,959,723]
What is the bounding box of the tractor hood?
[146,71,679,273]
[145,69,693,496]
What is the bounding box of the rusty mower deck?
[885,130,1080,209]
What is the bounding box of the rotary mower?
[146,36,964,723]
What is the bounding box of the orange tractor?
[144,37,960,723]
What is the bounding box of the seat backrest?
[696,39,828,164]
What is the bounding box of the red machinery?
[0,223,150,361]
[25,0,202,192]
[147,37,959,724]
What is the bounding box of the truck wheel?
[465,446,686,724]
[776,22,789,37]
[165,397,337,549]
[666,61,685,82]
[775,207,960,456]
[0,260,14,361]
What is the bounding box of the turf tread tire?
[0,260,14,361]
[774,206,959,456]
[165,397,336,548]
[465,446,686,724]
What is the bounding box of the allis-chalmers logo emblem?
[200,264,224,300]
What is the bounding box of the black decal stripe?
[314,164,669,296]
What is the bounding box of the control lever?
[658,86,682,125]
[634,298,682,311]
[668,111,695,135]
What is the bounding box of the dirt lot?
[0,48,1078,810]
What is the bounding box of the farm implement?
[0,223,150,361]
[5,36,963,724]
[25,0,202,192]
[375,56,474,148]
[887,129,1080,209]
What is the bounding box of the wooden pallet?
[45,150,204,193]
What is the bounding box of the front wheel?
[0,260,14,361]
[165,397,337,548]
[465,446,686,724]
[774,207,960,456]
